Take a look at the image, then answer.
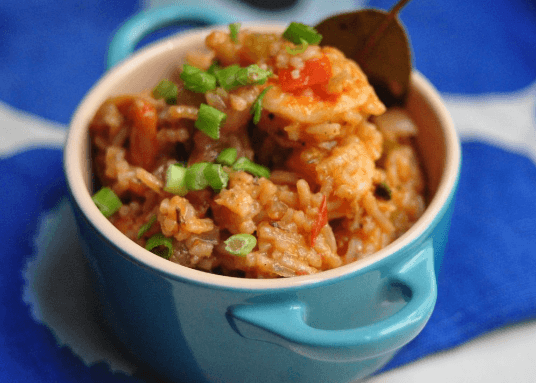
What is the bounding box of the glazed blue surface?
[70,188,453,383]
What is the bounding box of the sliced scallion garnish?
[137,214,157,239]
[145,233,173,259]
[195,103,226,140]
[232,157,270,179]
[224,233,257,256]
[251,86,272,124]
[215,147,238,166]
[282,22,322,45]
[92,187,122,217]
[286,37,309,55]
[164,163,188,196]
[180,64,217,93]
[204,163,229,192]
[152,79,178,105]
[185,162,210,191]
[214,64,272,91]
[229,22,241,42]
[207,61,222,76]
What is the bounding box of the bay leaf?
[315,9,412,107]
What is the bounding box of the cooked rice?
[88,27,426,278]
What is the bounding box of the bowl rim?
[64,23,461,291]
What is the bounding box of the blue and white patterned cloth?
[1,0,536,381]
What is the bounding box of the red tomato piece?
[128,99,159,170]
[310,194,328,247]
[279,55,332,92]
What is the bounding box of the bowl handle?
[107,6,234,69]
[228,242,437,362]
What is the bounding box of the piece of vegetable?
[229,22,241,42]
[283,22,322,45]
[206,61,222,76]
[164,163,188,196]
[92,187,122,217]
[152,79,178,105]
[185,162,210,191]
[374,182,392,200]
[251,86,272,124]
[310,194,328,247]
[215,147,238,166]
[137,214,157,239]
[314,0,412,106]
[180,64,217,93]
[278,55,332,92]
[224,233,257,256]
[214,64,272,91]
[286,38,309,55]
[128,98,159,170]
[232,157,270,179]
[145,233,173,259]
[203,163,229,192]
[195,104,226,140]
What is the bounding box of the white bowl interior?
[64,24,461,290]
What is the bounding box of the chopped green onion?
[214,65,241,90]
[232,157,270,179]
[137,214,157,239]
[145,233,173,259]
[204,163,229,192]
[286,37,309,55]
[92,187,122,217]
[229,22,241,42]
[164,163,188,196]
[283,22,322,45]
[206,61,222,76]
[152,79,178,105]
[215,147,238,166]
[195,104,226,140]
[180,64,217,93]
[235,65,272,86]
[224,233,257,256]
[185,162,210,191]
[214,64,272,91]
[251,86,272,124]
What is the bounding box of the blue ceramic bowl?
[64,10,461,383]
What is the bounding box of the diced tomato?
[310,195,328,247]
[128,99,159,170]
[278,55,332,92]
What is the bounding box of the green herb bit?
[251,86,273,124]
[232,157,270,179]
[145,233,173,259]
[286,37,309,55]
[283,22,322,45]
[92,187,122,218]
[229,22,241,42]
[235,65,272,86]
[137,214,157,239]
[215,147,238,166]
[214,64,272,91]
[204,163,229,192]
[195,103,226,140]
[180,64,217,93]
[374,182,392,201]
[185,162,211,191]
[152,79,178,105]
[224,233,257,256]
[206,61,222,76]
[164,163,188,196]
